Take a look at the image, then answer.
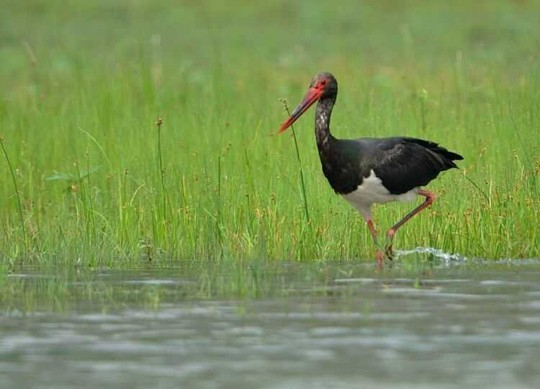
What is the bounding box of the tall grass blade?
[0,137,27,251]
[280,99,310,224]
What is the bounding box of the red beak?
[278,86,323,133]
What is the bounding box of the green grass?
[1,0,539,269]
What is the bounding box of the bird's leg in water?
[385,190,436,259]
[366,219,384,265]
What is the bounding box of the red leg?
[367,219,384,266]
[385,190,436,257]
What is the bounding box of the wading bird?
[279,72,463,265]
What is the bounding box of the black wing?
[367,137,463,194]
[318,136,462,195]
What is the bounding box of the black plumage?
[321,136,462,195]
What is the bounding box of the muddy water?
[1,257,539,388]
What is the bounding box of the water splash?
[395,247,467,264]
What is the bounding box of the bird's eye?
[320,80,327,86]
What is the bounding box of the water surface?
[1,257,539,388]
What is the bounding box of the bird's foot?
[375,250,385,268]
[384,229,396,261]
[384,244,394,261]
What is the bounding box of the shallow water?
[1,257,540,388]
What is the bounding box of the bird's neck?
[315,97,335,150]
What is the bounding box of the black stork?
[279,72,463,265]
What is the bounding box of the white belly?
[341,170,418,220]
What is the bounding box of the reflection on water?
[1,259,540,388]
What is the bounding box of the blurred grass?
[1,0,539,268]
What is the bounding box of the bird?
[278,72,463,265]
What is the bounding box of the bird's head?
[279,72,338,133]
